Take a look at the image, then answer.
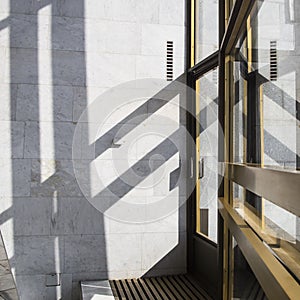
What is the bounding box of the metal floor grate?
[110,274,211,300]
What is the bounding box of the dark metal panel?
[220,0,255,54]
[228,164,300,217]
[190,235,218,299]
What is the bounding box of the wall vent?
[166,41,174,81]
[270,40,277,81]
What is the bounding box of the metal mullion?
[188,51,219,80]
[219,197,300,300]
[220,0,255,55]
[228,163,300,217]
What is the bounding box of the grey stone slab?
[24,121,76,159]
[24,121,39,158]
[0,159,31,197]
[15,274,55,300]
[58,0,85,18]
[16,273,72,300]
[52,16,85,51]
[13,197,51,236]
[64,235,106,273]
[31,159,83,197]
[2,14,49,49]
[9,48,39,85]
[0,121,25,159]
[7,0,59,15]
[50,197,105,235]
[0,84,18,121]
[16,84,73,122]
[81,280,114,300]
[52,50,86,86]
[13,236,64,275]
[72,86,88,122]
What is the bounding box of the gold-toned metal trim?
[227,163,300,217]
[219,197,300,300]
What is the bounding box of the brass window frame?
[217,0,300,299]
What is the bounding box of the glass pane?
[196,68,219,242]
[233,182,300,281]
[195,0,219,63]
[231,236,267,299]
[232,0,300,170]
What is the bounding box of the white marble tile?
[159,0,185,26]
[85,0,113,20]
[106,233,142,272]
[136,55,165,79]
[105,21,141,55]
[136,0,160,24]
[64,235,106,273]
[86,52,135,87]
[111,0,136,22]
[141,24,184,57]
[141,232,186,271]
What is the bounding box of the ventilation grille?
[166,41,174,81]
[110,275,210,300]
[270,40,277,81]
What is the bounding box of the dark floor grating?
[110,274,211,299]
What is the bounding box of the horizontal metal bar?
[187,50,219,79]
[228,164,300,217]
[218,198,300,300]
[220,0,254,54]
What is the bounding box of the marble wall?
[0,0,186,299]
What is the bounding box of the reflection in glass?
[196,68,218,242]
[231,0,300,281]
[232,0,300,170]
[231,237,267,299]
[195,0,218,63]
[233,183,300,281]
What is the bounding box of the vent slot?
[270,40,277,81]
[166,41,173,81]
